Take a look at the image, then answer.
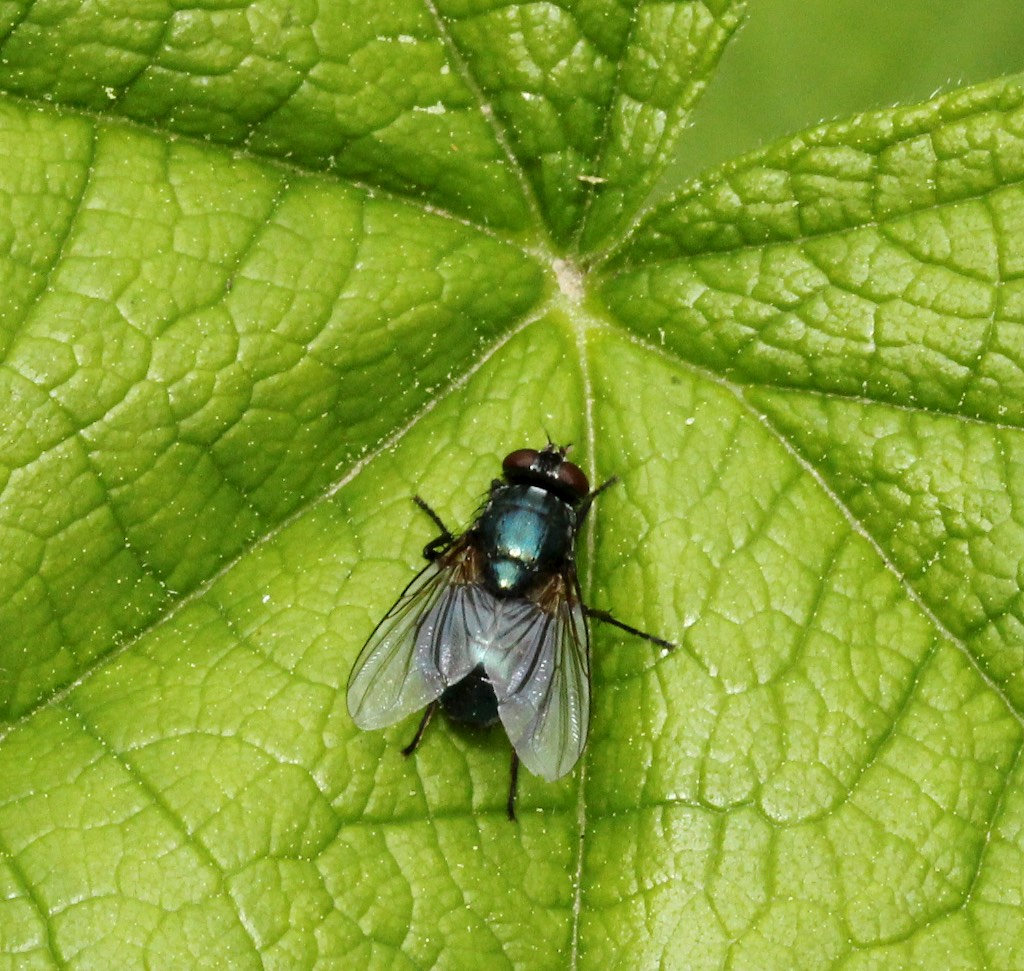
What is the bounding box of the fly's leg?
[577,475,618,525]
[507,751,520,821]
[412,495,450,535]
[413,495,455,561]
[576,478,675,648]
[584,606,675,650]
[401,702,437,756]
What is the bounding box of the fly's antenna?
[540,428,571,458]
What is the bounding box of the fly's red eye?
[502,448,540,477]
[557,460,589,498]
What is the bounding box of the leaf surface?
[1,5,1023,970]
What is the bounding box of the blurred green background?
[674,0,1024,181]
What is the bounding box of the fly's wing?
[486,574,591,782]
[346,544,487,730]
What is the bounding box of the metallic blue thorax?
[476,483,577,597]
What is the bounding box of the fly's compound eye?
[556,459,589,499]
[503,445,590,500]
[502,448,541,478]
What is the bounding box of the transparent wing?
[486,575,591,782]
[347,545,487,730]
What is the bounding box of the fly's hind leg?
[401,702,438,756]
[413,495,455,560]
[507,751,520,821]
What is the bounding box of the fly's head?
[501,444,589,505]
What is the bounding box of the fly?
[346,443,673,819]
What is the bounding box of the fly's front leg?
[576,477,674,647]
[577,475,618,525]
[413,495,454,561]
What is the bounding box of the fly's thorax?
[476,483,577,597]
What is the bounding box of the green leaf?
[1,5,1023,970]
[676,0,1024,179]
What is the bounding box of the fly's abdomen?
[441,665,500,727]
[477,485,575,596]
